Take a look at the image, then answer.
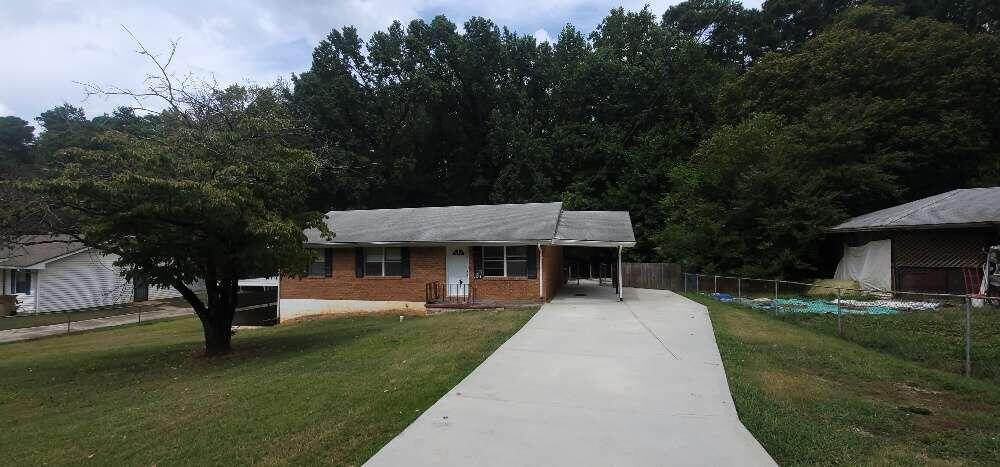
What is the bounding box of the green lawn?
[768,305,1000,383]
[691,294,1000,465]
[0,308,536,465]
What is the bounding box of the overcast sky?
[0,0,764,126]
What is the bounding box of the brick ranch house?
[279,202,635,318]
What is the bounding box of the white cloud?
[533,28,553,44]
[0,0,764,122]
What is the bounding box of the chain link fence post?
[836,288,843,336]
[66,312,71,334]
[737,277,742,299]
[965,296,972,377]
[714,275,718,294]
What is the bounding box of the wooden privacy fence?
[621,263,682,291]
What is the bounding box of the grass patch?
[0,308,535,465]
[689,294,1000,466]
[767,306,1000,383]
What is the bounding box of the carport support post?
[617,245,623,301]
[965,297,972,377]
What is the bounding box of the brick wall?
[471,275,540,302]
[282,244,566,304]
[280,246,444,302]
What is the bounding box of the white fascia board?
[552,240,637,248]
[305,240,557,247]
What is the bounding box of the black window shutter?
[526,246,538,279]
[472,247,483,278]
[400,247,411,278]
[324,248,333,277]
[355,248,365,278]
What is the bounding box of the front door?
[446,246,470,296]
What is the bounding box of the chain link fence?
[683,273,999,382]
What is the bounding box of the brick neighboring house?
[279,202,635,318]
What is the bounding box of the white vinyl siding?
[35,250,131,313]
[6,249,208,314]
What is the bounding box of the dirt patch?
[753,369,834,401]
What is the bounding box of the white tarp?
[834,239,892,291]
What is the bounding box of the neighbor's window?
[365,247,402,276]
[12,270,31,295]
[307,250,326,277]
[482,246,528,277]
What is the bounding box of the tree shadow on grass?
[4,319,391,379]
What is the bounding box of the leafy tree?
[23,42,325,355]
[662,6,1000,276]
[661,113,882,277]
[721,5,1000,201]
[663,0,772,67]
[0,116,35,176]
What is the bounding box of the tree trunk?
[199,310,234,356]
[174,276,238,357]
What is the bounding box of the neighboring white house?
[0,235,199,314]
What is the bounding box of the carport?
[552,210,636,301]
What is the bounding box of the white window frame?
[11,269,32,295]
[307,250,326,277]
[364,247,402,277]
[482,246,528,277]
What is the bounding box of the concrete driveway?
[365,283,775,466]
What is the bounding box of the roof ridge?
[325,201,562,215]
[883,189,962,226]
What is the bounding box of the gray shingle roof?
[305,202,636,246]
[306,202,564,244]
[832,187,1000,232]
[554,211,636,244]
[0,235,87,268]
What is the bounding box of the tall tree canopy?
[19,45,325,355]
[290,8,725,257]
[0,116,35,177]
[662,5,1000,276]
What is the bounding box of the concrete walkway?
[366,283,775,467]
[0,305,193,344]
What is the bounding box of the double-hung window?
[481,246,528,277]
[306,250,326,277]
[11,270,31,295]
[365,247,402,276]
